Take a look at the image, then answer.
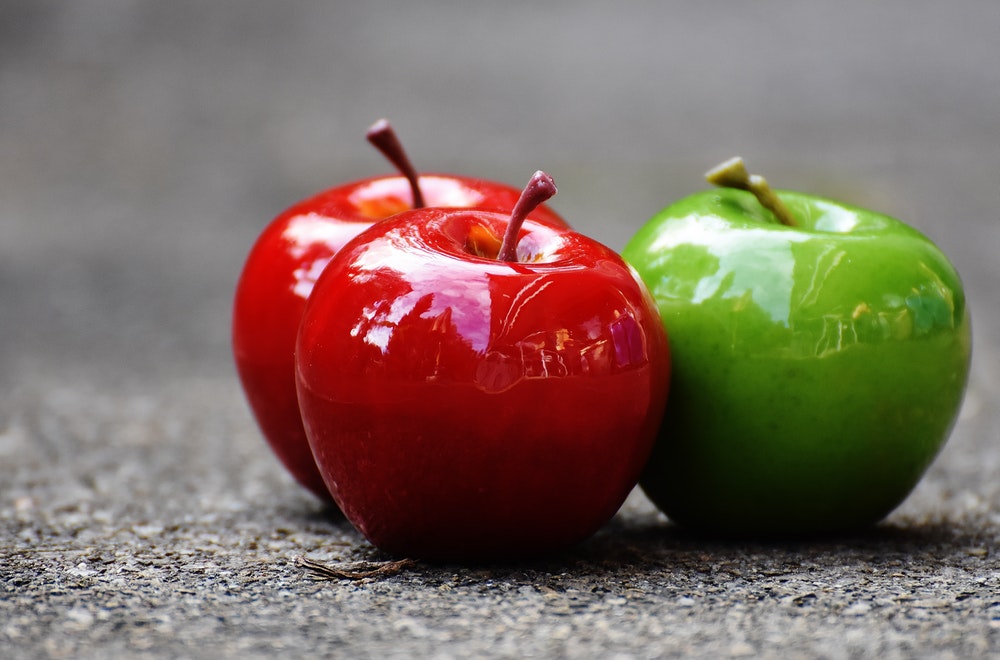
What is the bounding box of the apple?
[295,172,671,560]
[232,120,567,501]
[622,157,971,537]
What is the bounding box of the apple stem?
[705,156,799,227]
[497,171,558,262]
[366,118,426,209]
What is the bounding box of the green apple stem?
[366,118,426,209]
[705,156,799,227]
[497,171,558,262]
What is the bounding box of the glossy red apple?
[232,121,568,501]
[295,172,671,559]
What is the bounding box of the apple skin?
[232,175,567,501]
[294,208,670,560]
[622,188,971,537]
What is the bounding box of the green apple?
[622,157,972,536]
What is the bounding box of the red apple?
[295,172,670,559]
[232,121,568,501]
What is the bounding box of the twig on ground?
[294,555,418,581]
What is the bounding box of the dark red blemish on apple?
[366,118,426,209]
[497,171,557,262]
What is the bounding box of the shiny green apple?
[622,158,972,536]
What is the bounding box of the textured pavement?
[2,2,999,658]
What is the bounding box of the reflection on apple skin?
[624,188,971,536]
[330,212,659,388]
[639,208,966,358]
[333,251,655,391]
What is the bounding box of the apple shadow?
[281,493,991,581]
[407,513,992,581]
[554,513,992,575]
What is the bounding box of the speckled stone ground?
[2,2,999,658]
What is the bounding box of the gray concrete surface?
[2,2,999,657]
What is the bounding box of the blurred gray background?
[2,2,999,658]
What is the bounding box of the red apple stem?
[705,156,799,227]
[366,118,426,209]
[497,171,558,262]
